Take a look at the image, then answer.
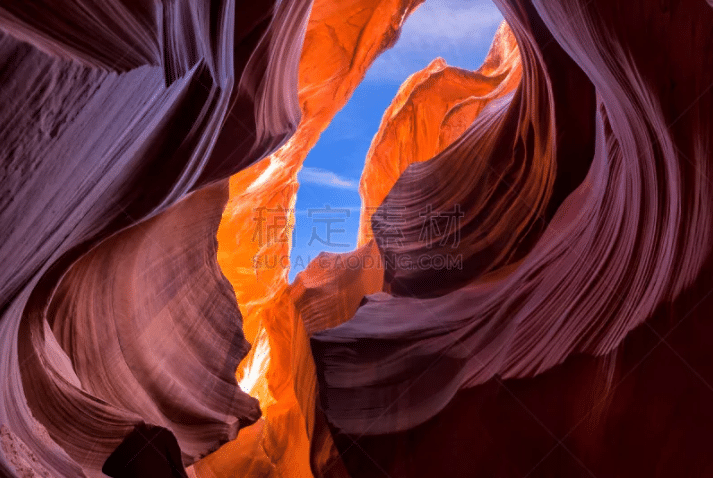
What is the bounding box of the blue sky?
[289,0,503,280]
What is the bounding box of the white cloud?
[299,167,359,191]
[365,0,504,83]
[398,0,503,49]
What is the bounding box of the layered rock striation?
[2,0,713,477]
[313,0,713,476]
[0,0,310,475]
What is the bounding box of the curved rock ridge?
[357,21,521,247]
[312,1,713,475]
[288,242,384,477]
[197,242,385,478]
[368,3,598,297]
[0,0,311,475]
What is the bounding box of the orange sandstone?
[209,0,424,476]
[357,21,520,245]
[211,11,521,478]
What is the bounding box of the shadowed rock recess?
[1,0,712,477]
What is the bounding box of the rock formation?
[357,21,521,246]
[313,0,713,476]
[0,0,311,475]
[2,0,713,477]
[205,1,423,475]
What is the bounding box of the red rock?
[0,0,310,475]
[3,0,713,477]
[209,1,422,476]
[358,21,521,246]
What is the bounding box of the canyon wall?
[0,0,311,476]
[204,1,422,476]
[357,21,521,246]
[2,0,713,477]
[313,0,713,476]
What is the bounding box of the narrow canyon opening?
[210,0,516,475]
[290,1,504,282]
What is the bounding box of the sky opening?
[289,0,503,281]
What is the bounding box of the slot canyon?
[1,0,713,477]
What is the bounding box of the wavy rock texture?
[312,0,713,476]
[357,21,521,246]
[287,242,384,477]
[206,14,523,478]
[200,0,423,476]
[0,0,311,475]
[3,0,713,477]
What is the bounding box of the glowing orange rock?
[288,241,384,476]
[212,11,521,478]
[357,21,521,245]
[210,0,423,476]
